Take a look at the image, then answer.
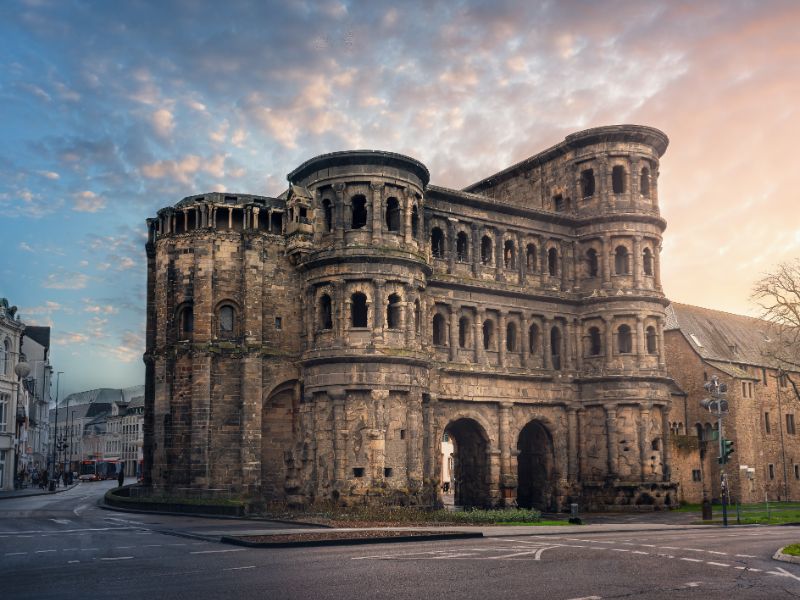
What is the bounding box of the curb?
[774,547,800,565]
[0,481,80,501]
[220,531,483,549]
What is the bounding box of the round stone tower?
[285,151,435,505]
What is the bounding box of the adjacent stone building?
[144,124,676,510]
[665,303,800,504]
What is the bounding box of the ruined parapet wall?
[285,151,433,505]
[144,193,302,496]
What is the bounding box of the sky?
[0,0,798,398]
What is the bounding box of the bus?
[78,459,122,481]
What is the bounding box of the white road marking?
[4,552,27,556]
[35,549,56,553]
[631,551,649,555]
[680,558,702,563]
[190,549,246,555]
[80,548,99,551]
[707,551,727,555]
[660,546,679,550]
[706,562,730,567]
[223,566,256,571]
[566,596,602,600]
[100,556,134,561]
[685,582,702,587]
[68,560,79,564]
[50,519,71,525]
[735,554,756,558]
[770,567,800,582]
[611,549,629,552]
[143,544,162,548]
[115,546,135,549]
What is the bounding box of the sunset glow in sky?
[1,0,799,396]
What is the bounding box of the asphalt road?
[2,482,800,599]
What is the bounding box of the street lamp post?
[13,360,31,489]
[701,375,731,527]
[50,371,63,489]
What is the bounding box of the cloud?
[19,241,34,252]
[151,108,175,137]
[37,170,60,179]
[54,331,89,345]
[72,190,106,212]
[140,153,228,184]
[42,272,89,290]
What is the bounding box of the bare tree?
[752,258,800,399]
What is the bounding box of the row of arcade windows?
[320,196,420,236]
[580,165,652,198]
[318,293,415,331]
[586,247,654,277]
[176,303,263,340]
[585,325,658,356]
[432,229,561,276]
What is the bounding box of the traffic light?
[719,438,735,464]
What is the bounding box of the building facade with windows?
[665,303,800,504]
[144,124,676,510]
[0,298,26,490]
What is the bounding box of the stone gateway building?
[143,124,677,510]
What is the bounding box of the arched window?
[526,244,537,272]
[351,292,368,327]
[456,232,469,262]
[548,247,558,276]
[503,240,515,269]
[414,300,421,333]
[588,327,602,356]
[218,304,235,338]
[612,165,626,194]
[614,246,629,275]
[319,294,333,330]
[552,194,564,212]
[351,195,367,229]
[580,169,595,197]
[528,324,539,355]
[458,317,470,348]
[178,305,193,339]
[482,319,494,350]
[385,197,401,232]
[411,204,419,238]
[431,227,445,258]
[643,248,653,276]
[506,322,517,352]
[432,313,446,346]
[640,166,650,197]
[646,326,657,354]
[386,293,401,329]
[618,324,632,354]
[481,236,493,265]
[550,326,562,370]
[322,199,333,232]
[587,248,599,277]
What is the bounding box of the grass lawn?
[495,520,570,526]
[680,501,800,525]
[782,544,800,556]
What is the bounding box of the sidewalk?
[0,480,80,500]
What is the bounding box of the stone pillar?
[495,228,505,282]
[631,156,640,198]
[577,408,586,480]
[228,207,233,230]
[560,241,568,291]
[252,207,260,232]
[601,236,612,288]
[567,405,579,483]
[334,279,346,343]
[521,314,530,365]
[654,245,662,290]
[498,401,514,505]
[638,404,651,481]
[306,286,316,348]
[372,279,385,344]
[635,315,645,369]
[404,285,415,347]
[183,210,188,232]
[660,405,671,481]
[605,404,619,478]
[573,318,583,371]
[447,218,456,274]
[542,317,551,370]
[657,318,667,370]
[517,232,525,284]
[498,311,507,367]
[240,356,263,492]
[371,182,383,244]
[449,304,459,361]
[211,206,217,229]
[539,238,548,286]
[334,183,346,243]
[406,391,423,489]
[474,308,485,363]
[402,189,413,245]
[190,355,211,487]
[564,319,574,370]
[633,236,642,289]
[471,223,480,277]
[423,394,438,493]
[331,391,347,486]
[604,317,615,368]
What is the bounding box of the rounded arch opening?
[443,418,490,508]
[516,420,556,510]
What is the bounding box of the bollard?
[569,503,582,524]
[702,498,712,520]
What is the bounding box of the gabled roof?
[665,303,784,370]
[24,326,50,349]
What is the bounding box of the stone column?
[372,279,385,344]
[447,218,457,274]
[601,236,612,288]
[604,317,615,368]
[495,228,505,282]
[638,404,651,481]
[334,183,346,243]
[471,223,480,277]
[402,189,413,245]
[227,207,233,229]
[331,391,347,486]
[560,241,568,291]
[660,405,671,481]
[542,317,551,370]
[306,286,316,348]
[404,285,415,347]
[449,304,459,361]
[183,210,189,232]
[539,237,548,286]
[517,232,525,284]
[240,356,263,492]
[521,314,530,365]
[211,206,217,229]
[423,394,438,490]
[657,318,667,370]
[371,182,383,244]
[635,315,645,369]
[574,318,583,371]
[252,207,260,232]
[631,156,640,198]
[605,404,619,478]
[654,245,662,290]
[567,405,579,483]
[564,319,574,370]
[633,236,642,289]
[471,308,484,360]
[498,401,514,504]
[498,311,507,367]
[406,391,423,489]
[335,279,347,343]
[190,355,211,487]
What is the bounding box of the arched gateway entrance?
[516,421,555,510]
[443,418,490,508]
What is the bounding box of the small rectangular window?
[352,467,364,478]
[763,368,768,385]
[692,469,702,482]
[765,412,771,434]
[742,382,747,397]
[780,374,788,388]
[399,429,406,440]
[769,464,775,480]
[383,467,393,478]
[275,317,282,330]
[788,414,796,435]
[795,465,799,480]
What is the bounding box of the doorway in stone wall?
[517,420,555,510]
[261,383,297,501]
[443,418,490,508]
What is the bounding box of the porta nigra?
[143,124,677,510]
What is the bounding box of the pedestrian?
[117,465,125,488]
[41,470,48,490]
